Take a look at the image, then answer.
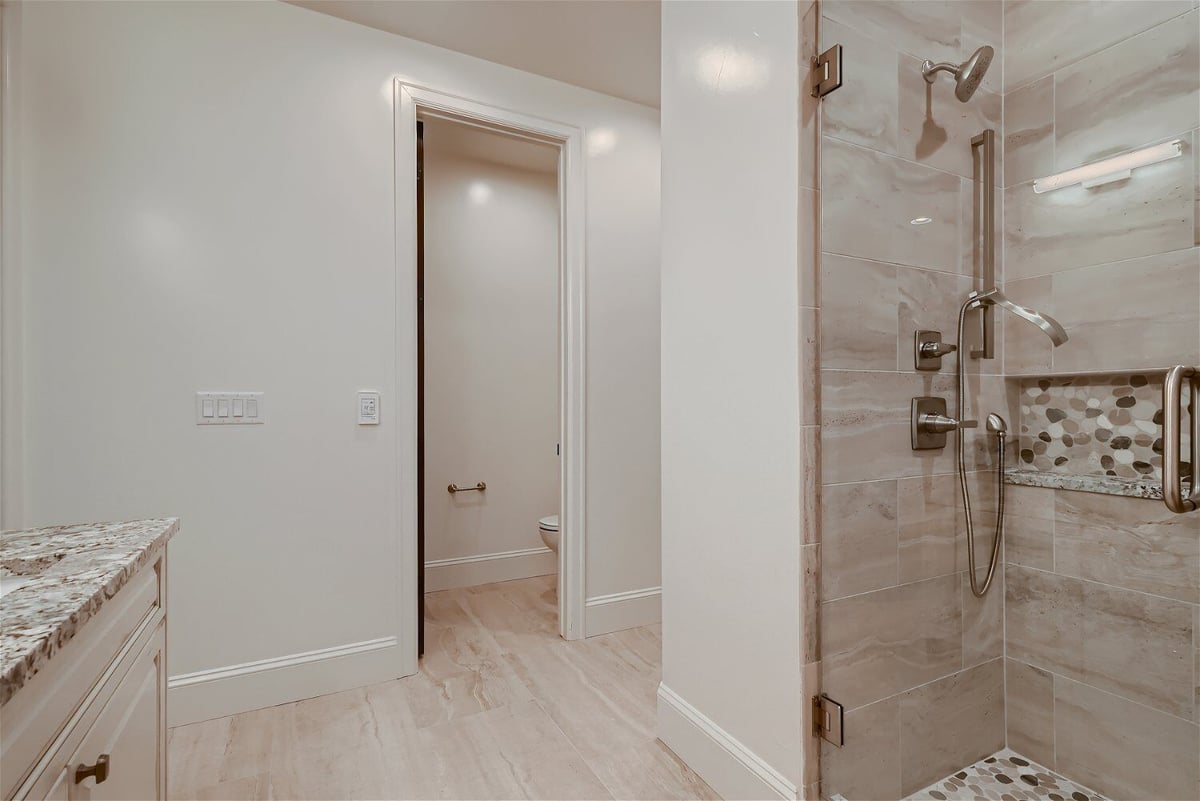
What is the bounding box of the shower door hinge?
[811,44,843,98]
[812,694,844,746]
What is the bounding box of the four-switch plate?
[196,392,264,425]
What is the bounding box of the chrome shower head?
[921,45,994,102]
[985,413,1008,435]
[969,288,1069,346]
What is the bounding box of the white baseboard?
[167,637,402,726]
[585,586,661,636]
[424,546,555,592]
[657,683,798,801]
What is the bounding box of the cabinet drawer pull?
[74,754,110,785]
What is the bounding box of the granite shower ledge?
[1004,469,1169,500]
[0,518,179,706]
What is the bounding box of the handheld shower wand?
[954,292,1068,597]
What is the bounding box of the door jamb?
[393,80,588,675]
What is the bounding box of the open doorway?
[417,115,561,654]
[396,83,589,668]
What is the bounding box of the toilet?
[538,515,559,553]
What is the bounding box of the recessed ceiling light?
[910,216,933,225]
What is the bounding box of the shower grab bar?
[447,481,487,494]
[969,129,996,359]
[1163,365,1198,513]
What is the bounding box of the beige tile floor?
[168,575,717,801]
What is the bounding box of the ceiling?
[422,117,559,174]
[288,0,662,108]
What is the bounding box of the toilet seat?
[538,515,559,532]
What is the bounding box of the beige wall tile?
[802,425,821,545]
[802,545,821,665]
[801,661,821,791]
[1006,565,1085,678]
[1004,76,1054,188]
[1002,485,1055,571]
[821,369,956,483]
[1009,565,1195,721]
[1054,10,1200,169]
[1055,675,1200,801]
[823,137,962,273]
[959,0,1002,95]
[898,659,1005,796]
[800,306,820,426]
[1080,579,1195,720]
[897,267,973,373]
[819,16,900,156]
[1194,128,1199,245]
[1002,276,1054,375]
[822,574,962,710]
[1055,491,1200,603]
[799,188,819,308]
[897,474,960,583]
[820,254,898,370]
[1049,247,1200,373]
[1004,145,1195,281]
[898,53,1001,179]
[961,572,1003,666]
[820,696,901,801]
[1003,0,1197,91]
[821,480,899,600]
[822,1,962,65]
[1005,658,1055,768]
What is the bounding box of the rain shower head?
[921,45,994,102]
[969,288,1069,346]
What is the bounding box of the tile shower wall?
[1001,4,1200,800]
[816,2,1013,798]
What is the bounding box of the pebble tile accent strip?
[906,749,1108,801]
[1018,373,1190,483]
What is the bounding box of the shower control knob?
[911,396,975,450]
[918,340,957,358]
[919,413,976,433]
[914,330,956,371]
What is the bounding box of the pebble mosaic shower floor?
[905,750,1108,801]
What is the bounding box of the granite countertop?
[0,519,178,706]
[1004,469,1167,500]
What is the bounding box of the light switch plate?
[196,392,264,425]
[358,391,380,425]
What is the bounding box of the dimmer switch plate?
[196,392,263,425]
[358,391,381,425]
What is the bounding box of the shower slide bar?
[447,481,487,494]
[1163,365,1199,513]
[969,129,996,360]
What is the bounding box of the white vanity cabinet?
[2,549,168,801]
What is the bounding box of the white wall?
[423,145,559,589]
[659,1,806,798]
[5,0,660,722]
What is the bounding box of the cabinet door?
[36,769,68,801]
[68,624,164,801]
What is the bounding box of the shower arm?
[920,60,961,82]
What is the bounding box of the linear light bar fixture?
[1033,139,1182,193]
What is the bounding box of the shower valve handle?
[919,413,977,434]
[918,340,958,358]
